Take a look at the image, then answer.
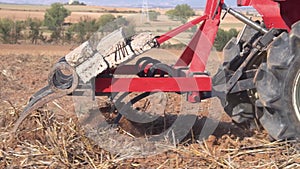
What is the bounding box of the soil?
[0,44,299,168]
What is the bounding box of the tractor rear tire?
[255,21,300,140]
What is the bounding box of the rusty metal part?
[11,60,78,133]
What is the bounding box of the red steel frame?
[95,0,223,101]
[94,0,294,101]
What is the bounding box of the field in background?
[0,3,254,33]
[0,3,258,45]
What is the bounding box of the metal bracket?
[226,47,259,92]
[230,78,255,93]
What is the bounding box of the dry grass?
[0,109,116,168]
[0,107,299,168]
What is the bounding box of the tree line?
[0,3,135,44]
[0,3,238,51]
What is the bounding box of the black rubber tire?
[255,21,300,140]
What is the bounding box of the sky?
[0,0,237,8]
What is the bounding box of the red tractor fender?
[238,0,300,31]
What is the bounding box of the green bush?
[0,18,25,44]
[166,4,195,23]
[26,18,43,44]
[70,17,98,43]
[0,9,136,44]
[69,15,136,43]
[98,16,135,38]
[214,28,238,51]
[97,14,116,28]
[0,18,13,43]
[44,3,71,41]
[149,10,160,21]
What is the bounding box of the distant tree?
[148,10,160,21]
[123,23,136,38]
[68,15,135,44]
[26,18,43,44]
[13,20,25,43]
[44,3,71,41]
[71,16,98,43]
[214,28,239,51]
[98,16,135,37]
[0,18,13,43]
[70,1,86,6]
[65,28,73,42]
[166,4,195,23]
[0,18,25,44]
[97,14,116,28]
[165,9,176,20]
[72,1,79,5]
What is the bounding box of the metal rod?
[156,15,208,44]
[236,24,247,45]
[222,4,268,34]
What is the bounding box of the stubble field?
[0,4,299,168]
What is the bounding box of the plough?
[11,0,300,141]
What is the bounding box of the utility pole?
[141,0,150,23]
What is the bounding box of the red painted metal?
[94,0,224,97]
[237,0,289,30]
[156,15,208,44]
[188,18,220,72]
[275,0,300,28]
[237,0,251,6]
[175,0,222,72]
[95,76,211,93]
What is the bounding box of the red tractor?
[12,0,300,141]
